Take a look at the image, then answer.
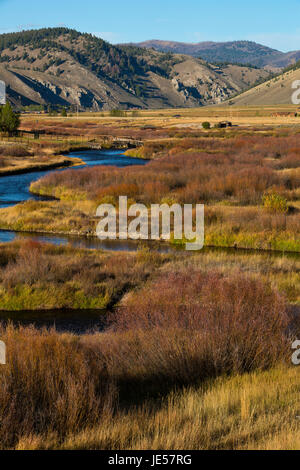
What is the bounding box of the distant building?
[216,121,232,128]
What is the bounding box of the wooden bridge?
[92,136,144,149]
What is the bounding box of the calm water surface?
[0,149,149,250]
[0,149,298,330]
[0,149,149,330]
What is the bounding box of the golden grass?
[0,325,115,449]
[0,241,165,310]
[162,249,300,304]
[15,366,300,450]
[0,242,296,450]
[5,123,297,254]
[0,108,299,451]
[0,200,96,235]
[21,104,300,129]
[0,155,83,175]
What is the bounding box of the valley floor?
[2,111,299,255]
[0,107,300,450]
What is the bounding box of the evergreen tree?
[0,102,20,134]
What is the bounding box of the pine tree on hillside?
[0,102,20,134]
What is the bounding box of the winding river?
[0,149,298,332]
[0,149,153,332]
[0,149,152,250]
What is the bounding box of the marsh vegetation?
[0,108,299,449]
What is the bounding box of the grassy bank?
[44,367,300,451]
[0,142,85,175]
[3,129,294,253]
[0,155,83,176]
[0,112,299,450]
[0,241,165,311]
[0,262,297,449]
[1,200,300,254]
[0,239,298,448]
[0,241,299,309]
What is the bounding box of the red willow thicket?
[0,325,115,448]
[0,240,153,299]
[107,270,291,383]
[0,145,32,157]
[34,134,300,206]
[0,269,294,448]
[22,119,171,140]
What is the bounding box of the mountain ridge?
[124,40,300,70]
[226,60,300,106]
[0,28,270,110]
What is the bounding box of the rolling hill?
[228,62,300,106]
[0,28,270,110]
[127,40,300,71]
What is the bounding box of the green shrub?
[202,121,211,130]
[0,102,20,134]
[110,109,126,117]
[263,192,288,213]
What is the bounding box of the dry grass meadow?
[0,105,300,450]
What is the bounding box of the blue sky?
[0,0,300,52]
